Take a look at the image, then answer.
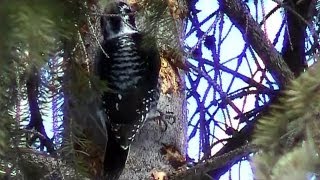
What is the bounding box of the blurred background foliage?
[0,0,320,179]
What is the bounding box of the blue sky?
[185,0,283,179]
[19,1,285,179]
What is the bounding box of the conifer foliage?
[0,0,186,179]
[0,0,320,179]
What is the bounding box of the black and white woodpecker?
[96,1,161,179]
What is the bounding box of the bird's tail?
[103,133,129,180]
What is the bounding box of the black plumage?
[96,2,160,179]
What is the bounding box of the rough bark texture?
[83,1,188,179]
[4,0,315,178]
[120,93,187,180]
[7,148,89,180]
[169,144,255,180]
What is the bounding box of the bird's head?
[101,1,137,40]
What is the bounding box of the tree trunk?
[120,93,187,179]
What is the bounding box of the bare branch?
[169,144,256,180]
[218,0,295,87]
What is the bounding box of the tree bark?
[114,1,188,179]
[120,93,188,180]
[281,0,315,76]
[218,0,294,87]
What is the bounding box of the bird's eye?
[118,2,132,14]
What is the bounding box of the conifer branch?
[26,66,55,154]
[169,144,256,180]
[252,61,320,179]
[5,147,88,180]
[218,0,294,87]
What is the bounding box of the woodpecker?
[96,2,160,179]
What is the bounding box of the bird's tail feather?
[104,134,129,180]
